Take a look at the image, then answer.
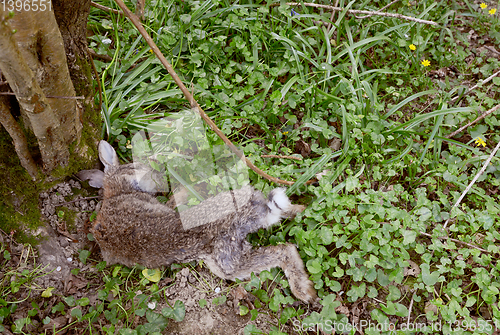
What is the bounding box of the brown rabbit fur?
[79,141,317,303]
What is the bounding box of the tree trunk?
[0,0,99,241]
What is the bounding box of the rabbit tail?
[265,188,304,227]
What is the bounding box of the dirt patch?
[161,267,283,335]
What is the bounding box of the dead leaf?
[231,285,253,313]
[404,260,420,277]
[66,274,89,294]
[295,140,311,157]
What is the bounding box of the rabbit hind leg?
[205,244,317,303]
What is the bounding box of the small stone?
[59,236,69,248]
[180,267,189,277]
[46,205,55,216]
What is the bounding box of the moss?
[0,127,42,244]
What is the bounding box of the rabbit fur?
[79,140,317,303]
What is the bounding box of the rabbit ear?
[77,169,105,188]
[99,140,120,172]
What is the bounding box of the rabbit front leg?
[204,243,317,303]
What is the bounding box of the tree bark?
[0,9,71,172]
[0,0,99,241]
[0,97,38,179]
[52,0,94,98]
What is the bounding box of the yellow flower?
[126,140,132,149]
[475,137,486,147]
[421,59,431,67]
[480,3,487,9]
[283,131,289,135]
[489,8,496,15]
[409,44,416,51]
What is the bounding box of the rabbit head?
[77,140,169,197]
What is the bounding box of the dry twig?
[485,46,500,56]
[406,293,414,328]
[91,1,122,15]
[446,103,500,139]
[113,0,304,185]
[445,70,500,138]
[270,2,439,26]
[326,0,339,33]
[419,231,489,253]
[261,154,303,161]
[451,69,500,103]
[354,0,400,19]
[442,139,500,231]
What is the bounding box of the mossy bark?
[0,0,100,242]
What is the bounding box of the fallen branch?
[442,138,500,230]
[261,154,303,160]
[451,69,500,103]
[270,2,439,26]
[113,0,306,186]
[446,103,500,139]
[485,46,500,56]
[419,231,489,253]
[406,293,414,328]
[445,70,500,138]
[91,1,122,15]
[354,0,400,19]
[326,0,339,33]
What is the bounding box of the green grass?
[3,0,500,333]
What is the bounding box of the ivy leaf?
[42,287,55,298]
[306,259,323,274]
[161,300,185,322]
[345,176,360,192]
[318,227,333,245]
[244,324,263,335]
[144,310,168,332]
[71,308,82,321]
[142,268,162,283]
[420,263,442,286]
[402,229,417,245]
[279,307,297,324]
[240,305,249,316]
[477,213,494,230]
[79,250,90,264]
